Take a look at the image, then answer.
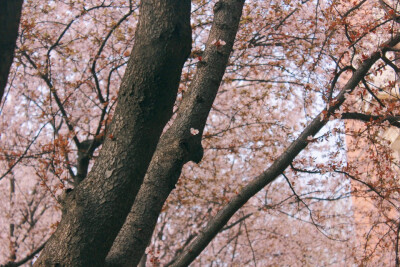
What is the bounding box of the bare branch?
[168,33,400,267]
[1,241,46,267]
[340,112,400,127]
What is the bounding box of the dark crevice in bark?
[74,133,106,187]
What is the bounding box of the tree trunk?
[0,0,23,103]
[105,1,246,266]
[34,0,191,265]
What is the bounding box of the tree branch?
[340,112,400,128]
[168,33,400,267]
[1,241,46,267]
[21,51,81,147]
[90,8,134,104]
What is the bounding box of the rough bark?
[0,0,23,103]
[34,0,191,266]
[105,1,246,266]
[167,34,400,267]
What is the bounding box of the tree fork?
[105,1,246,265]
[34,0,192,265]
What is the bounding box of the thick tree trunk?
[105,1,246,266]
[0,0,23,103]
[34,1,191,265]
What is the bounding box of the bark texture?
[34,0,191,265]
[0,0,23,103]
[105,1,246,266]
[167,33,400,267]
